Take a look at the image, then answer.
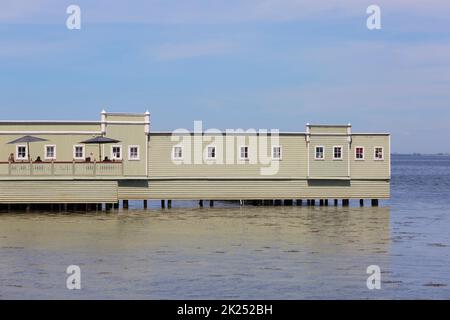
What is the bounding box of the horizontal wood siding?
[118,180,151,199]
[0,180,118,203]
[309,135,349,177]
[148,134,307,178]
[144,179,389,200]
[351,135,390,179]
[309,126,349,134]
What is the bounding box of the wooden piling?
[210,200,214,207]
[199,200,204,207]
[371,199,379,207]
[161,200,165,208]
[168,200,172,208]
[360,199,364,207]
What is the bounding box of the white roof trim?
[0,131,102,135]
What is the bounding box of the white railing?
[0,161,124,177]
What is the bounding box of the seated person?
[35,156,42,163]
[103,156,111,162]
[8,153,14,163]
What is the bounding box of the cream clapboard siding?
[143,179,389,200]
[351,135,390,179]
[105,123,148,176]
[309,135,349,177]
[118,180,151,199]
[309,125,349,134]
[0,134,103,163]
[148,134,307,178]
[0,180,118,203]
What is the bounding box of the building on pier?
[0,111,390,205]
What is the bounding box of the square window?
[111,146,122,160]
[207,146,216,159]
[45,145,56,160]
[74,145,85,160]
[374,147,384,160]
[272,146,282,160]
[173,146,183,160]
[17,145,27,160]
[333,146,342,160]
[129,146,140,160]
[315,146,324,160]
[240,146,249,160]
[355,147,364,160]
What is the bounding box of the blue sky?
[1,0,450,153]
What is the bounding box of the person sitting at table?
[35,156,42,163]
[103,156,111,162]
[8,153,15,163]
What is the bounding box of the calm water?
[0,155,449,299]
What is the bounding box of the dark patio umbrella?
[7,135,48,161]
[79,136,121,161]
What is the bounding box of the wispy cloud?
[2,0,450,24]
[150,40,234,60]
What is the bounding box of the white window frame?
[272,145,282,160]
[355,146,365,161]
[111,145,123,161]
[172,145,184,160]
[16,145,28,160]
[333,145,343,160]
[374,146,384,161]
[73,145,85,160]
[128,145,140,161]
[239,145,249,160]
[206,145,216,160]
[315,146,325,160]
[44,145,56,160]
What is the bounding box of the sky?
[1,0,449,153]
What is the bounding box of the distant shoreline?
[392,153,450,156]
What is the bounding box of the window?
[45,145,56,160]
[73,145,85,160]
[355,147,364,160]
[333,146,343,160]
[207,146,216,159]
[128,146,140,161]
[172,146,183,160]
[315,146,324,160]
[16,145,27,160]
[272,146,282,160]
[111,145,122,160]
[240,146,249,160]
[374,147,384,160]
